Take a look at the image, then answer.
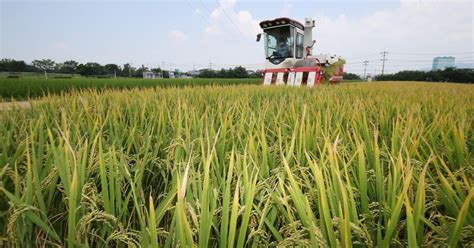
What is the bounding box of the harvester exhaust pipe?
[303,18,316,57]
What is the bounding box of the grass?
[0,77,261,100]
[0,82,473,247]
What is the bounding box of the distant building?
[187,70,201,77]
[186,69,212,77]
[143,71,162,79]
[432,56,455,70]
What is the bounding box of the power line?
[215,0,246,38]
[390,51,474,56]
[213,0,262,56]
[183,0,262,68]
[363,60,369,79]
[345,59,379,65]
[198,0,215,14]
[346,52,473,65]
[381,51,388,75]
[344,53,381,60]
[141,61,266,71]
[386,58,474,62]
[184,0,216,32]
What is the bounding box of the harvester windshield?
[265,26,294,62]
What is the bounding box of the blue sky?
[1,0,473,75]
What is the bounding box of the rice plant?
[0,82,473,247]
[0,78,261,100]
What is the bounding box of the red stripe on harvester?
[264,68,290,73]
[290,67,321,72]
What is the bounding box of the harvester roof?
[259,17,304,30]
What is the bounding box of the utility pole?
[381,51,388,75]
[129,62,132,78]
[209,60,212,70]
[363,60,369,79]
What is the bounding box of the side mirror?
[256,33,261,42]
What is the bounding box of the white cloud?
[51,41,68,50]
[312,0,473,74]
[280,1,292,17]
[205,0,260,37]
[169,30,188,42]
[193,8,202,16]
[205,25,221,35]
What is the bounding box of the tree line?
[0,58,168,78]
[342,72,361,80]
[5,58,471,82]
[197,67,260,78]
[0,58,260,78]
[375,68,474,83]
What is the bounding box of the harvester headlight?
[281,20,286,24]
[276,21,280,25]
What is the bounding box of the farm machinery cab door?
[263,25,302,68]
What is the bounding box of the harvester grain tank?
[256,17,345,86]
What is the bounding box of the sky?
[1,0,473,75]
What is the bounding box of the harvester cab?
[257,17,345,86]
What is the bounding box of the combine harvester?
[256,17,345,86]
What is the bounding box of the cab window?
[296,33,304,58]
[264,26,294,59]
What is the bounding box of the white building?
[432,57,455,70]
[143,71,162,79]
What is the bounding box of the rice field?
[0,82,473,247]
[0,78,261,100]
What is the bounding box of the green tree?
[134,65,148,78]
[122,63,134,77]
[233,66,248,78]
[76,62,104,76]
[343,72,361,80]
[174,69,181,78]
[32,59,55,78]
[54,63,64,73]
[198,69,216,78]
[198,66,249,78]
[0,59,31,72]
[104,64,120,77]
[375,68,473,83]
[62,60,79,75]
[163,70,170,78]
[151,67,162,74]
